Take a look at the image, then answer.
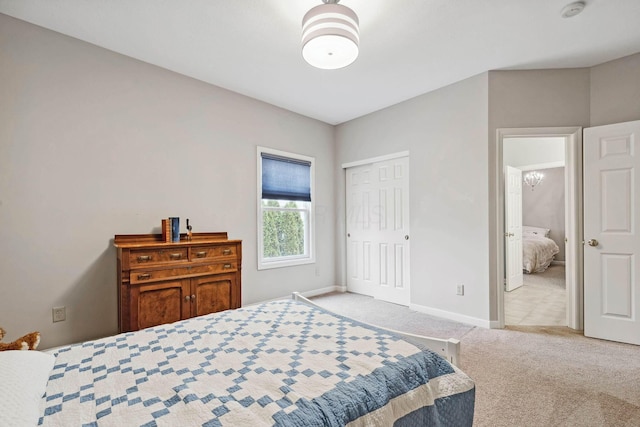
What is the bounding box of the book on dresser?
[114,232,242,332]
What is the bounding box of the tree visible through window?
[262,200,305,258]
[258,147,315,269]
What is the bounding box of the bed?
[2,294,475,426]
[522,226,559,274]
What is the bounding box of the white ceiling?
[1,0,639,125]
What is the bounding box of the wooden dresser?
[114,232,242,332]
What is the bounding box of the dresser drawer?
[129,248,188,266]
[190,245,237,261]
[130,262,239,284]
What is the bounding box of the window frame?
[257,146,315,270]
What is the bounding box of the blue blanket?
[40,300,474,426]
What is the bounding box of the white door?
[346,157,410,306]
[505,166,524,292]
[584,120,640,345]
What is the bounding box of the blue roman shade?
[261,154,311,202]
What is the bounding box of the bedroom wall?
[3,13,638,347]
[521,167,566,261]
[590,52,640,126]
[335,73,491,325]
[488,68,591,322]
[0,14,336,349]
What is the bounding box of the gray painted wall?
[487,68,591,321]
[336,74,491,323]
[522,167,566,261]
[0,14,336,348]
[3,12,640,342]
[591,52,640,126]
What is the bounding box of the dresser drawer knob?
[224,264,232,269]
[195,251,207,258]
[137,255,152,262]
[137,273,151,280]
[223,249,232,255]
[169,253,182,260]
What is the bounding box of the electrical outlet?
[52,306,66,322]
[456,285,464,296]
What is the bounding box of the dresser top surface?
[114,232,241,249]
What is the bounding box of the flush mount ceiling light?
[561,1,586,18]
[302,0,359,70]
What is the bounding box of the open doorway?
[495,127,583,331]
[503,137,566,326]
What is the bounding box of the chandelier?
[523,171,544,191]
[301,0,360,70]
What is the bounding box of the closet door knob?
[587,239,599,247]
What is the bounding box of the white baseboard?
[298,286,346,298]
[257,285,345,305]
[409,303,491,328]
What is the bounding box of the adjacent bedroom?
[503,137,567,327]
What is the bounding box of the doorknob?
[587,239,599,247]
[504,232,514,237]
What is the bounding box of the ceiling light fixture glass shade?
[302,0,359,70]
[523,171,544,191]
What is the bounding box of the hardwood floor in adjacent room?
[505,264,566,326]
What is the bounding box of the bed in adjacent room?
[6,294,475,426]
[522,226,559,274]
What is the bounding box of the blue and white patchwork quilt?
[39,300,475,426]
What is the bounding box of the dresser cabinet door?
[130,279,191,330]
[192,274,236,317]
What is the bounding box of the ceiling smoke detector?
[561,1,586,18]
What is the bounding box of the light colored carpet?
[310,292,640,427]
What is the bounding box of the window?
[257,147,315,269]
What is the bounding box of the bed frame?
[292,292,461,366]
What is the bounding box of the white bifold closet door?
[346,156,410,306]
